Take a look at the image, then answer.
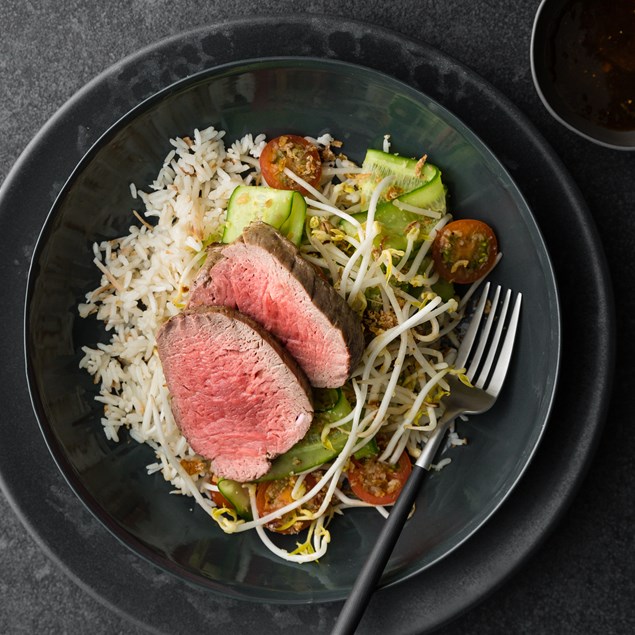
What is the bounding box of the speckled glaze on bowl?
[24,57,560,603]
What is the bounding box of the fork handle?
[331,421,453,635]
[331,463,428,635]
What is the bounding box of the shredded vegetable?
[79,128,500,565]
[200,139,485,563]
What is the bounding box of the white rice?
[78,126,265,494]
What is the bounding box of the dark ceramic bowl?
[531,0,635,150]
[24,57,560,603]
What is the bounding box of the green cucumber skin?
[360,150,437,211]
[373,171,445,250]
[364,149,421,174]
[222,185,306,245]
[398,164,442,204]
[343,166,446,251]
[277,190,306,245]
[313,387,341,412]
[431,276,455,301]
[257,391,377,482]
[217,479,253,520]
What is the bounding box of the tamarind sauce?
[547,0,635,130]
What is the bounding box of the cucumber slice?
[313,387,341,412]
[371,166,446,250]
[258,390,378,481]
[217,479,253,520]
[359,149,433,211]
[431,276,455,301]
[222,185,306,245]
[277,190,307,245]
[342,164,446,251]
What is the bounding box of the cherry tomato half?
[346,451,412,506]
[431,219,498,284]
[210,489,232,509]
[259,134,322,194]
[255,473,325,534]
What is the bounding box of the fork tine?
[474,289,511,389]
[466,285,501,381]
[485,292,522,396]
[454,282,490,370]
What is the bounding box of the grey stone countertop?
[1,1,633,633]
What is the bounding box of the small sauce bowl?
[531,0,635,150]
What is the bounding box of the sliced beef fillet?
[188,221,365,388]
[156,306,313,482]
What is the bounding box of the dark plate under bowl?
[24,57,560,603]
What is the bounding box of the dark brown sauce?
[547,0,635,130]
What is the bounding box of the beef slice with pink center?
[188,221,364,388]
[156,306,313,482]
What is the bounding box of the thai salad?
[78,127,499,563]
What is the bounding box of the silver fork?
[332,283,522,635]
